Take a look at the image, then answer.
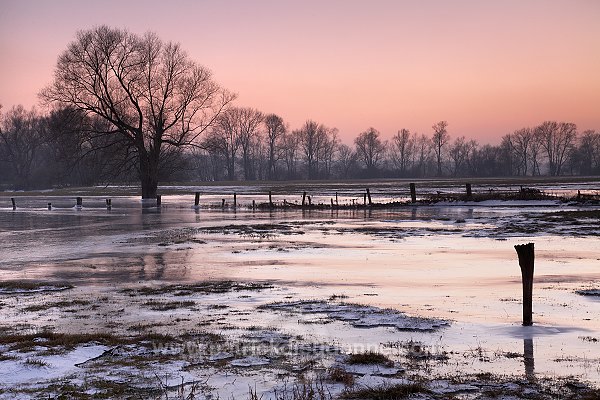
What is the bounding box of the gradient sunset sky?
[1,0,599,143]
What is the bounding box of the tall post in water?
[156,195,162,207]
[11,198,16,210]
[106,199,112,209]
[366,188,372,206]
[233,193,237,208]
[76,197,82,207]
[252,200,256,210]
[335,192,338,206]
[221,199,225,208]
[308,196,312,206]
[466,183,472,199]
[269,191,273,208]
[302,192,307,208]
[515,243,535,326]
[363,193,367,206]
[47,202,52,210]
[194,192,200,207]
[410,183,417,203]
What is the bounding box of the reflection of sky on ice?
[1,183,600,387]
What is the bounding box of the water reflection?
[524,338,535,380]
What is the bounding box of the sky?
[1,0,599,144]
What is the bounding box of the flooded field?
[1,180,600,399]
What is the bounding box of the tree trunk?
[139,148,159,199]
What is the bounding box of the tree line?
[1,26,599,194]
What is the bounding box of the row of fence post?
[3,183,492,210]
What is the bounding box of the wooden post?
[252,200,256,210]
[194,192,200,206]
[466,183,472,198]
[366,188,372,206]
[11,198,16,210]
[410,183,416,203]
[308,196,312,206]
[577,190,581,200]
[156,195,161,207]
[335,192,338,206]
[363,193,367,206]
[515,242,535,326]
[106,199,112,209]
[283,199,287,207]
[233,193,237,208]
[331,198,334,207]
[47,202,52,210]
[221,199,225,208]
[302,192,307,208]
[76,197,82,207]
[269,191,273,208]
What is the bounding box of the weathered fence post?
[156,195,161,207]
[363,193,367,206]
[308,196,312,206]
[194,192,200,207]
[11,198,16,210]
[47,202,52,210]
[466,183,472,199]
[410,183,416,203]
[252,200,256,210]
[269,191,273,208]
[335,192,339,206]
[515,242,535,326]
[233,193,237,208]
[302,192,307,208]
[106,199,112,209]
[221,199,225,208]
[330,198,334,207]
[366,188,372,206]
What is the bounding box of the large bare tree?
[41,26,234,198]
[264,114,287,180]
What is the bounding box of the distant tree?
[0,105,46,189]
[281,130,300,179]
[335,143,357,179]
[390,128,413,176]
[264,114,287,180]
[298,120,327,179]
[41,26,234,198]
[414,133,432,177]
[431,121,449,176]
[234,107,264,180]
[354,127,386,176]
[512,128,533,176]
[535,121,577,176]
[574,130,600,175]
[448,136,470,176]
[320,128,339,179]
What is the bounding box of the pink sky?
[1,0,599,144]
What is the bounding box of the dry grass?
[23,299,91,312]
[346,351,393,367]
[340,383,428,399]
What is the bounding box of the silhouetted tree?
[355,127,386,177]
[390,128,413,176]
[264,114,287,180]
[41,26,234,198]
[0,105,46,189]
[431,121,449,176]
[536,121,577,176]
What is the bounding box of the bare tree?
[264,113,287,180]
[354,127,386,176]
[390,128,414,176]
[234,107,264,180]
[41,26,234,198]
[281,130,300,179]
[431,121,450,176]
[335,143,357,179]
[512,128,533,176]
[449,136,476,176]
[297,120,326,179]
[204,110,239,180]
[535,121,577,176]
[0,105,46,189]
[575,130,600,175]
[414,133,432,177]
